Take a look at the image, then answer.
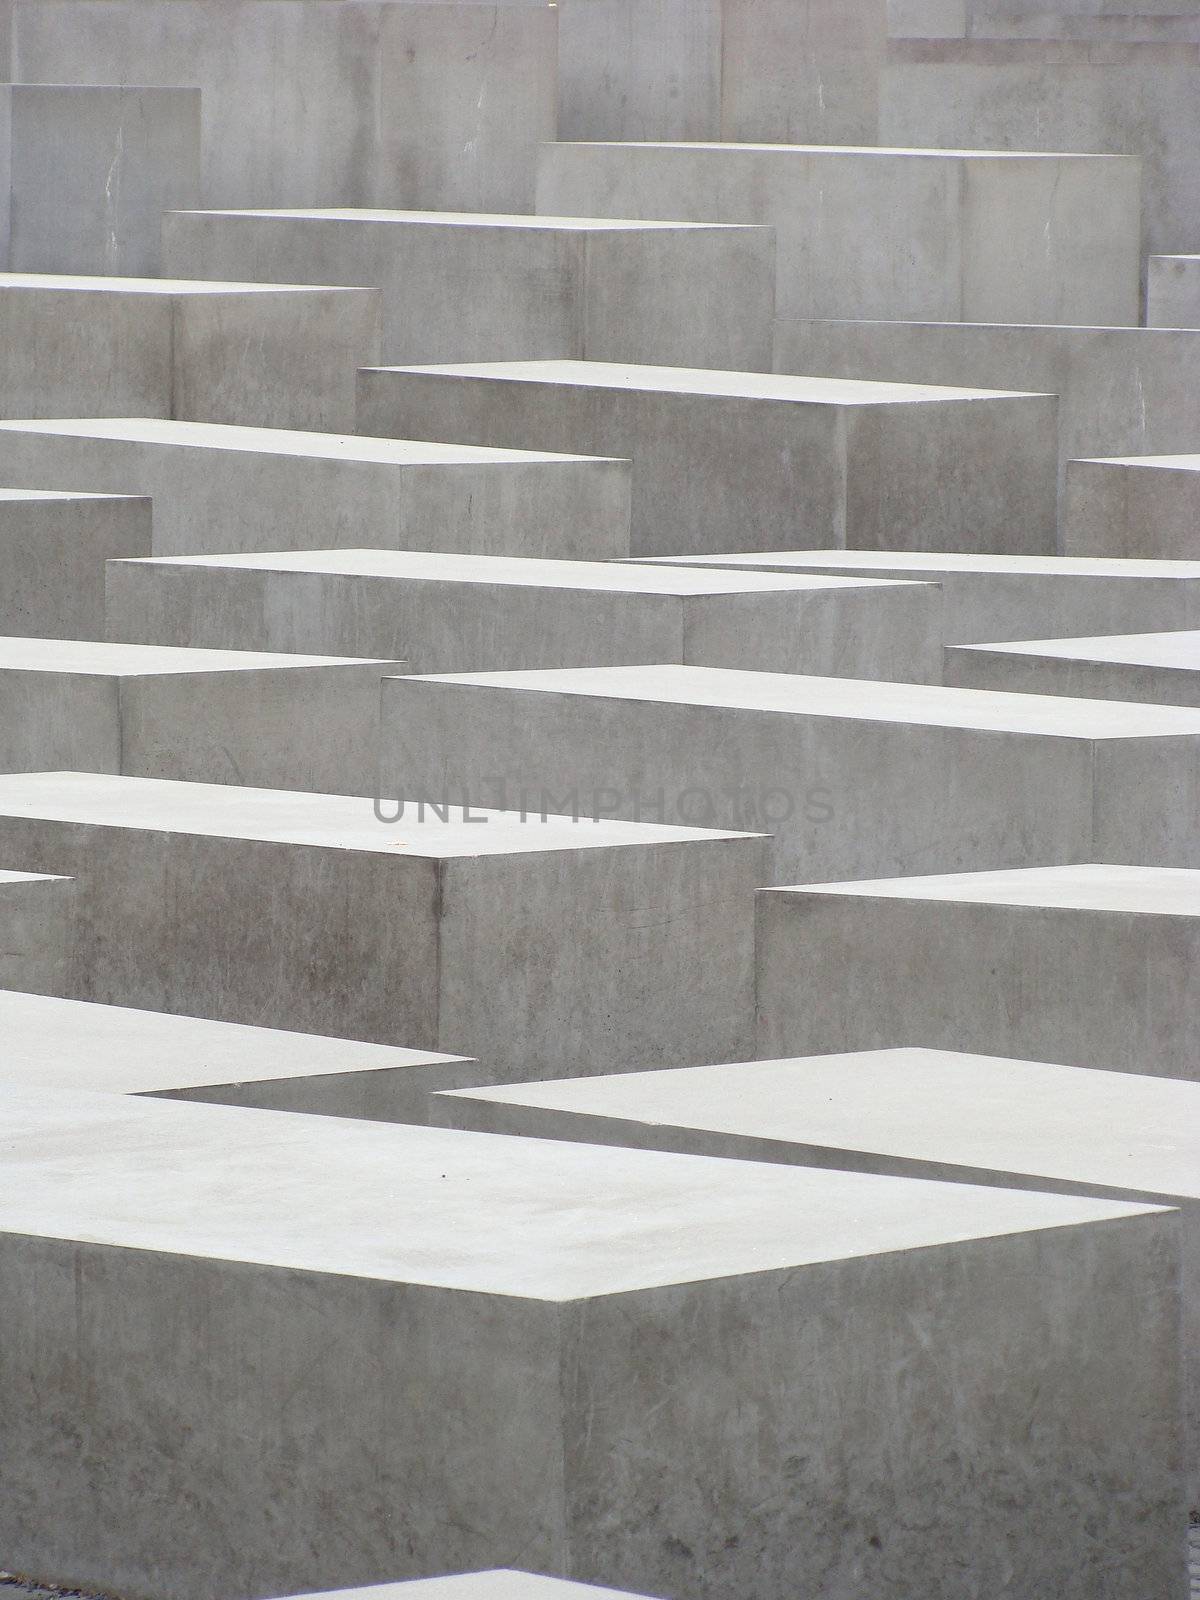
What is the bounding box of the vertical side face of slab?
[0,495,152,639]
[1148,257,1200,329]
[0,873,75,995]
[0,670,122,775]
[1091,734,1200,866]
[1064,460,1200,561]
[0,287,173,420]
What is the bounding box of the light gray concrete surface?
[0,1086,1181,1600]
[0,868,72,995]
[160,208,776,370]
[2,84,200,274]
[356,361,1058,558]
[947,629,1200,703]
[638,548,1200,644]
[0,772,765,1076]
[756,863,1200,1082]
[0,420,632,560]
[773,319,1200,503]
[104,549,944,684]
[378,663,1200,882]
[0,274,380,431]
[1150,257,1200,328]
[0,490,150,638]
[286,1579,663,1600]
[536,142,1141,326]
[1064,455,1200,559]
[0,637,406,795]
[0,988,479,1122]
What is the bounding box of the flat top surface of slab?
[443,1049,1200,1203]
[381,360,1038,406]
[0,273,356,296]
[0,419,613,468]
[0,1087,1158,1300]
[0,636,395,676]
[0,772,755,858]
[0,488,142,505]
[177,208,762,235]
[1078,454,1200,470]
[781,862,1200,915]
[0,990,467,1093]
[406,663,1200,740]
[964,630,1200,668]
[644,550,1200,579]
[292,1576,658,1599]
[0,869,67,887]
[549,141,1127,162]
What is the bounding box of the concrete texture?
[378,663,1200,882]
[356,361,1058,558]
[1064,454,1200,559]
[0,988,479,1123]
[0,1086,1181,1600]
[0,772,765,1076]
[947,629,1200,703]
[1150,257,1200,328]
[535,142,1141,326]
[2,84,200,275]
[0,420,631,560]
[103,549,944,685]
[0,869,72,995]
[0,490,150,638]
[0,637,406,796]
[0,274,380,431]
[286,1580,664,1600]
[160,209,776,371]
[639,548,1200,644]
[773,319,1200,503]
[756,863,1200,1081]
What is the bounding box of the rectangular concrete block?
[639,548,1200,644]
[0,1086,1181,1600]
[1149,256,1200,328]
[0,420,632,560]
[379,664,1200,882]
[103,549,944,684]
[0,868,73,994]
[289,1581,663,1600]
[1064,454,1200,559]
[160,209,776,371]
[0,988,478,1123]
[356,362,1058,557]
[947,629,1200,703]
[0,489,151,638]
[536,141,1141,326]
[0,637,406,795]
[0,772,765,1076]
[0,274,380,431]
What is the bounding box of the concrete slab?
[0,771,765,1075]
[0,988,478,1122]
[0,637,406,795]
[286,1581,662,1600]
[0,868,72,994]
[379,663,1200,881]
[637,548,1200,644]
[0,489,151,638]
[0,1086,1180,1600]
[0,420,631,560]
[0,273,380,432]
[1064,454,1200,559]
[1149,257,1200,328]
[356,361,1057,558]
[104,549,943,684]
[947,629,1200,703]
[160,208,775,371]
[756,863,1200,1081]
[536,141,1140,326]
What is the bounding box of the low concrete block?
[0,989,478,1123]
[103,549,943,684]
[756,863,1200,1081]
[0,420,631,560]
[638,548,1200,644]
[947,629,1200,703]
[356,361,1057,557]
[536,141,1140,326]
[1149,257,1200,328]
[0,489,151,638]
[0,868,72,994]
[0,772,765,1075]
[0,637,406,795]
[1063,454,1200,559]
[0,274,380,431]
[0,1086,1180,1600]
[160,209,775,370]
[379,664,1200,881]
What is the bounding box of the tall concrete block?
[947,629,1200,704]
[536,142,1141,326]
[0,868,73,994]
[1063,454,1200,559]
[0,772,764,1075]
[0,1087,1181,1600]
[0,420,631,560]
[0,489,151,638]
[756,863,1200,1081]
[160,209,775,370]
[0,638,406,796]
[356,361,1058,557]
[104,549,943,684]
[378,664,1200,882]
[1149,256,1200,328]
[0,275,381,431]
[0,989,478,1123]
